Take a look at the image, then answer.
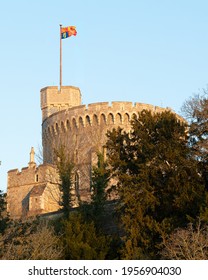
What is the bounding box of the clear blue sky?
[1,0,208,192]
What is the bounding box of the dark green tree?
[61,212,111,260]
[78,152,121,259]
[106,110,206,259]
[90,153,110,228]
[54,145,74,217]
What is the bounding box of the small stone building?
[7,148,60,219]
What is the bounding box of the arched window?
[115,113,122,124]
[35,174,39,182]
[55,123,59,134]
[74,172,79,197]
[66,119,70,130]
[85,115,91,127]
[61,121,65,133]
[124,113,130,124]
[100,113,106,125]
[79,116,84,127]
[108,113,114,125]
[72,118,77,129]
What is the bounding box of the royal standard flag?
[61,26,77,39]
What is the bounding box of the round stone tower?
[41,85,173,202]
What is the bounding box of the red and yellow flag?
[61,26,77,39]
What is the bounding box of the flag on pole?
[61,26,77,39]
[59,24,77,87]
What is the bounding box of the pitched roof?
[30,184,46,197]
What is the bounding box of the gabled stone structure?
[7,148,60,219]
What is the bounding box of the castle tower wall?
[42,101,173,202]
[40,86,82,122]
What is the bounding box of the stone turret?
[40,86,82,122]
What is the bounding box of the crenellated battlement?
[7,164,53,188]
[42,100,173,138]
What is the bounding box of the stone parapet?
[42,101,173,135]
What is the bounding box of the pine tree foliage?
[54,145,74,216]
[106,110,206,259]
[62,212,111,260]
[90,153,110,227]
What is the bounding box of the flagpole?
[60,24,62,88]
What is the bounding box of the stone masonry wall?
[7,163,60,219]
[40,86,81,122]
[42,101,174,202]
